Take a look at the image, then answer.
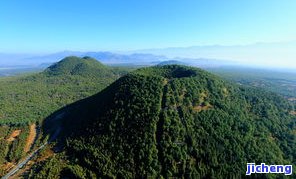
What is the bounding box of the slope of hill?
[31,65,296,178]
[0,56,131,176]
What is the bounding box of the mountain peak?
[41,65,294,178]
[44,56,107,76]
[133,65,208,80]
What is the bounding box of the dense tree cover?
[0,56,131,175]
[28,154,67,179]
[0,56,129,126]
[31,65,296,178]
[0,126,10,164]
[0,126,29,175]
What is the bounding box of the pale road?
[1,126,61,179]
[1,143,47,179]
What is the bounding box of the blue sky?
[1,0,296,53]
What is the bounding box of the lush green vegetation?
[31,65,296,178]
[0,125,30,176]
[0,126,11,164]
[0,56,132,175]
[0,56,129,126]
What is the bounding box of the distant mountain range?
[21,51,170,66]
[2,41,295,69]
[0,51,238,69]
[0,51,167,66]
[133,41,296,69]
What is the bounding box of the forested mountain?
[0,56,127,125]
[44,56,111,77]
[31,65,296,178]
[0,56,130,176]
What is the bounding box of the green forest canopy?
[31,65,296,178]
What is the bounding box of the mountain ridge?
[36,65,296,178]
